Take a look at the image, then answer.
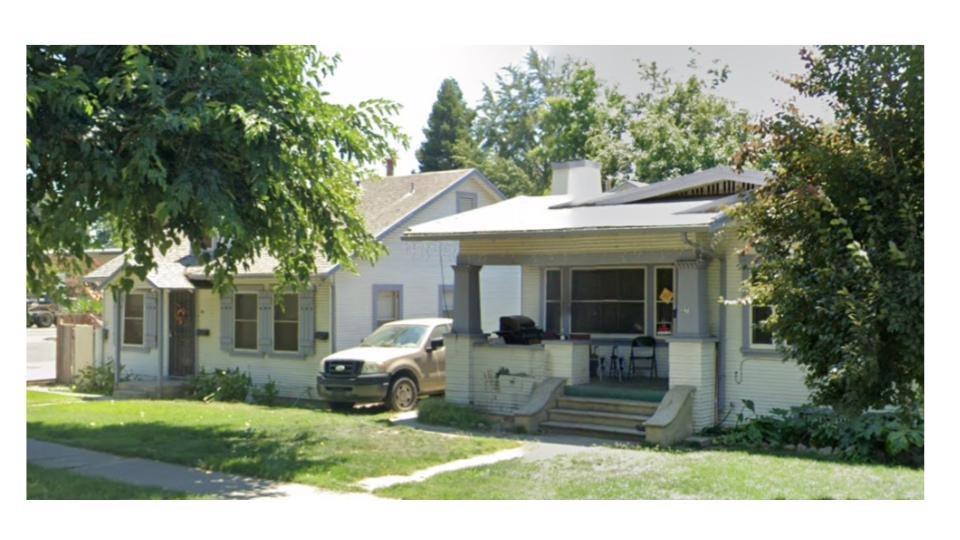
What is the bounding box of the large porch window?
[570,268,645,334]
[655,267,675,336]
[544,269,561,334]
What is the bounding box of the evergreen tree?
[417,78,475,172]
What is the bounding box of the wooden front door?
[168,290,196,377]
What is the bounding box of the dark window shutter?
[220,294,234,351]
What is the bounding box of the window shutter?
[143,291,158,350]
[220,294,234,351]
[258,291,274,354]
[299,289,316,356]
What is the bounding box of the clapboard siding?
[334,175,521,350]
[460,231,705,256]
[196,281,333,399]
[720,244,810,424]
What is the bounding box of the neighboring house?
[402,160,810,443]
[85,169,521,399]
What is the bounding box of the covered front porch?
[441,232,722,434]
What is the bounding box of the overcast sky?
[320,45,835,176]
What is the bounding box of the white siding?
[719,243,811,424]
[102,284,166,380]
[197,281,333,399]
[520,266,542,322]
[334,176,521,350]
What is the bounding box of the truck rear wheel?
[386,375,418,412]
[33,311,55,328]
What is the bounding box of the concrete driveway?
[27,327,57,382]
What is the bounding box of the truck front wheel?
[386,375,418,412]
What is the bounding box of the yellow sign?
[659,288,674,303]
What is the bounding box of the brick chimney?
[386,158,395,177]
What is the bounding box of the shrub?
[74,363,123,395]
[417,398,491,431]
[252,379,279,406]
[715,400,923,466]
[185,368,251,402]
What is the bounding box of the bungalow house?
[84,169,520,399]
[401,160,810,444]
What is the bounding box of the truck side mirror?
[428,338,444,351]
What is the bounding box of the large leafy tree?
[733,46,924,414]
[27,46,405,298]
[416,78,475,172]
[588,56,756,185]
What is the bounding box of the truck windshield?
[362,325,428,348]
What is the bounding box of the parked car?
[317,318,452,411]
[26,296,58,328]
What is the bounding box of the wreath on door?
[175,305,187,326]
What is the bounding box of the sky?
[319,45,835,176]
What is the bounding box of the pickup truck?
[317,318,452,411]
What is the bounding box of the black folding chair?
[629,336,658,379]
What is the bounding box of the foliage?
[61,294,102,316]
[416,398,491,431]
[715,400,923,467]
[417,79,476,172]
[27,46,406,301]
[731,46,924,413]
[251,379,279,406]
[185,367,251,402]
[74,363,123,395]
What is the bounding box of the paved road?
[27,327,57,382]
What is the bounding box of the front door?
[168,290,196,377]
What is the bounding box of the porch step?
[539,420,645,441]
[547,408,651,430]
[555,396,659,416]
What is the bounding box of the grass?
[377,446,924,499]
[26,391,518,492]
[27,464,202,500]
[27,390,84,406]
[416,398,492,431]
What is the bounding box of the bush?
[715,400,923,466]
[252,379,279,406]
[74,363,123,395]
[417,399,491,431]
[185,368,251,402]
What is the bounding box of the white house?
[85,169,521,399]
[402,160,811,444]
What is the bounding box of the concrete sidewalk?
[27,439,379,500]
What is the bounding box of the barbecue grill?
[497,315,544,345]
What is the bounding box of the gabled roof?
[553,166,767,208]
[86,169,504,287]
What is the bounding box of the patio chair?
[609,344,625,382]
[629,336,658,380]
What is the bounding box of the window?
[234,293,258,350]
[438,285,454,318]
[570,268,645,334]
[273,294,299,352]
[750,305,774,346]
[456,192,478,213]
[544,270,561,334]
[430,324,451,342]
[374,286,402,328]
[123,293,144,345]
[655,267,675,336]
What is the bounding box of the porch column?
[451,263,483,335]
[668,257,717,430]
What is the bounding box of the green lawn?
[27,390,84,406]
[26,391,517,492]
[378,447,923,499]
[27,464,202,500]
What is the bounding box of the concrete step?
[556,395,659,416]
[547,408,650,430]
[540,420,645,441]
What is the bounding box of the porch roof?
[402,194,723,241]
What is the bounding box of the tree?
[587,55,757,185]
[732,46,924,414]
[416,78,475,172]
[27,46,406,299]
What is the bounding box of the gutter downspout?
[681,232,714,260]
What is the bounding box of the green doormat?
[564,384,667,403]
